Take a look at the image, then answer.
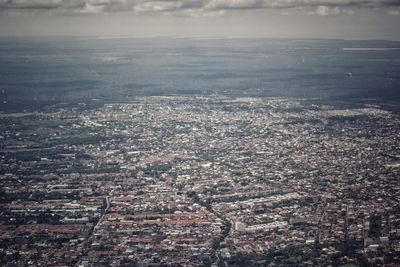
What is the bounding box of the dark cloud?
[0,0,64,9]
[204,0,400,11]
[1,0,400,15]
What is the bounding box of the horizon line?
[0,35,400,42]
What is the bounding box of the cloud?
[1,0,400,16]
[387,7,400,15]
[313,6,341,16]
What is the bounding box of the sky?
[0,0,400,40]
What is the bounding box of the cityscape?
[1,0,400,265]
[1,96,399,266]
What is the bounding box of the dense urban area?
[1,96,400,266]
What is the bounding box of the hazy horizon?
[1,1,400,40]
